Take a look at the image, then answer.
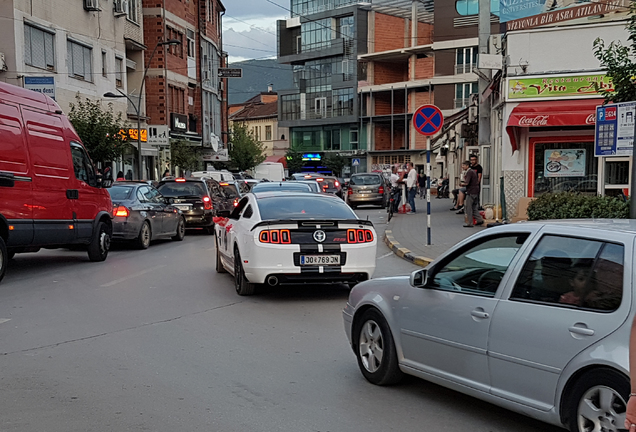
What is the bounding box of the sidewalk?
[384,195,487,266]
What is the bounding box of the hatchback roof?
[512,219,636,234]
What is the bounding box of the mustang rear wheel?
[354,309,403,386]
[233,250,255,296]
[215,238,227,273]
[566,368,629,432]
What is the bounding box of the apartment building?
[142,0,225,177]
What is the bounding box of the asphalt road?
[0,208,564,432]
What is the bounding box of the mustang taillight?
[378,186,384,194]
[347,229,374,243]
[114,206,130,217]
[202,196,213,210]
[259,229,292,244]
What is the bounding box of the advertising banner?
[507,73,613,101]
[501,0,630,30]
[544,149,586,178]
[595,102,635,157]
[24,76,55,100]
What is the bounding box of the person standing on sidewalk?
[462,161,484,227]
[406,162,418,214]
[390,166,402,213]
[418,170,427,199]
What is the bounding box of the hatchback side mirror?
[410,269,429,288]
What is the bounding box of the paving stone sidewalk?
[384,195,487,266]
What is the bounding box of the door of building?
[599,156,632,198]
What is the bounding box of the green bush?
[526,193,629,221]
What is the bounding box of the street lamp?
[105,38,181,181]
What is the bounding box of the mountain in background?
[227,59,292,104]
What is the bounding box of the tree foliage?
[170,139,200,172]
[323,153,348,176]
[68,95,131,164]
[285,148,304,173]
[229,123,266,172]
[593,2,636,103]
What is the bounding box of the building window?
[101,50,107,77]
[67,39,92,81]
[455,82,478,108]
[265,125,272,141]
[301,19,333,53]
[350,127,358,150]
[336,15,354,40]
[456,0,500,16]
[127,0,139,23]
[167,27,184,58]
[315,97,327,117]
[281,94,301,121]
[456,47,477,74]
[115,56,123,88]
[333,88,354,117]
[292,0,358,16]
[24,23,55,71]
[187,30,195,58]
[169,85,185,114]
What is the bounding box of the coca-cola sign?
[585,113,596,125]
[518,115,549,127]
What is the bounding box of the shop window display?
[533,141,598,196]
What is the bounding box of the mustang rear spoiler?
[250,219,374,231]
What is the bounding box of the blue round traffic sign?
[413,105,444,136]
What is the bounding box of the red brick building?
[142,0,226,174]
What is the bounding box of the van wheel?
[135,222,151,249]
[172,217,185,241]
[87,221,111,262]
[0,237,7,283]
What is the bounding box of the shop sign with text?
[507,74,613,101]
[119,128,147,142]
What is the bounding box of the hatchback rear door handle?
[471,309,489,319]
[568,326,595,336]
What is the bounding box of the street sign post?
[218,68,242,78]
[413,104,444,246]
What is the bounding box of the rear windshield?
[320,178,337,188]
[221,184,240,198]
[258,195,357,220]
[108,186,133,201]
[351,175,382,185]
[252,183,311,193]
[157,182,206,197]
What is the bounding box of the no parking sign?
[413,104,443,136]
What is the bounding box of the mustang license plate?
[300,255,340,265]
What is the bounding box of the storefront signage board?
[24,76,56,100]
[544,149,586,177]
[507,73,613,101]
[595,102,635,157]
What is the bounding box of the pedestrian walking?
[406,162,417,214]
[418,170,427,199]
[461,161,484,227]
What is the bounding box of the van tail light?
[378,186,384,194]
[259,229,292,244]
[347,229,374,243]
[114,206,130,217]
[202,196,213,210]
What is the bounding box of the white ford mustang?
[214,192,377,295]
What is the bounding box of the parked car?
[108,182,185,249]
[251,182,313,193]
[343,220,630,432]
[316,176,344,199]
[156,178,216,234]
[0,81,114,283]
[215,192,377,295]
[346,173,389,209]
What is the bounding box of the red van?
[0,81,114,283]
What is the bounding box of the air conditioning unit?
[84,0,101,11]
[114,0,128,16]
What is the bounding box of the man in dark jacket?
[462,161,484,227]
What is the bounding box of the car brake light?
[335,181,340,187]
[347,229,374,243]
[202,196,213,210]
[316,178,324,182]
[348,188,353,195]
[114,206,130,217]
[233,198,239,207]
[378,186,384,194]
[304,175,312,179]
[220,182,229,186]
[259,229,292,244]
[176,178,186,182]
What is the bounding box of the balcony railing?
[455,63,477,74]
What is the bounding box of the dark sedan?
[108,182,186,249]
[156,178,216,234]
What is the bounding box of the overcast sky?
[223,0,288,63]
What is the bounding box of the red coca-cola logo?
[585,113,596,124]
[518,115,549,126]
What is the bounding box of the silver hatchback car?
[343,220,632,432]
[347,173,389,209]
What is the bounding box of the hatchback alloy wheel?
[359,319,384,373]
[576,385,626,432]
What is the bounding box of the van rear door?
[0,101,34,245]
[22,108,75,245]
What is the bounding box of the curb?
[384,230,433,268]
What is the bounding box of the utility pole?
[478,0,491,147]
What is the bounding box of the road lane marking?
[378,252,393,259]
[0,319,11,324]
[100,265,166,287]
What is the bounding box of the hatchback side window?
[431,234,530,297]
[70,142,96,186]
[510,235,624,312]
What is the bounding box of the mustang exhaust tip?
[267,276,279,286]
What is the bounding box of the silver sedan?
[344,220,630,432]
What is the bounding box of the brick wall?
[374,62,408,85]
[374,14,406,52]
[414,57,434,80]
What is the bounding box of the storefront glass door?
[601,157,631,197]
